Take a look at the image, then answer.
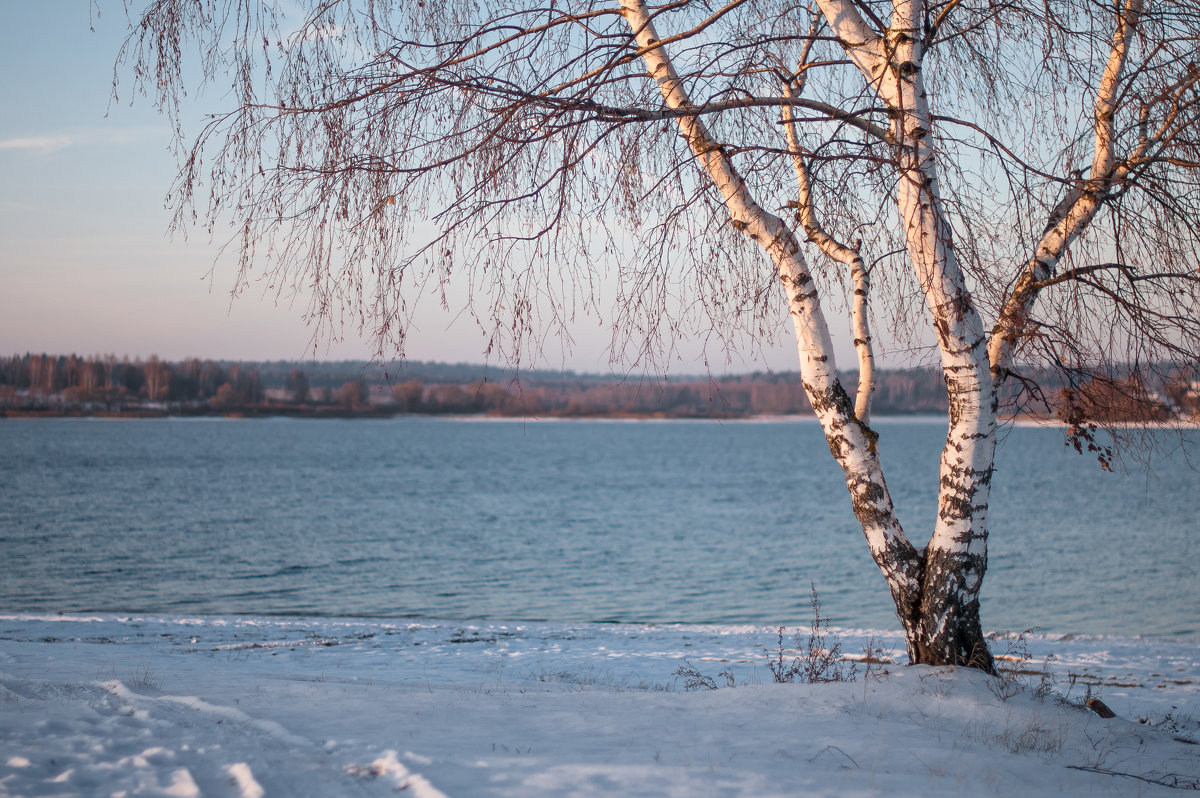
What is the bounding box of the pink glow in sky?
[0,3,897,374]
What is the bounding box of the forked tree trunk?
[892,69,997,672]
[624,0,997,670]
[805,381,997,671]
[812,0,999,671]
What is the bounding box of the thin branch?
[924,0,969,47]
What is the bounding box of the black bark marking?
[932,316,952,348]
[951,292,973,322]
[912,548,994,672]
[803,377,994,671]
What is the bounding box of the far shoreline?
[4,408,1197,428]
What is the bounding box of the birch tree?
[118,0,1200,668]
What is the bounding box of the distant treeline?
[1,353,1195,420]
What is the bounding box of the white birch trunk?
[849,260,875,423]
[782,88,877,423]
[890,38,995,669]
[809,0,1149,667]
[818,0,997,667]
[619,0,925,644]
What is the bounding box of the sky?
[0,2,887,375]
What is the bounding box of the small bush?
[767,584,856,684]
[675,584,856,691]
[860,635,895,682]
[985,627,1039,702]
[127,664,161,690]
[674,661,736,691]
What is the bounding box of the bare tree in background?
[118,0,1200,669]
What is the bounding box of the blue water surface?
[1,417,1195,637]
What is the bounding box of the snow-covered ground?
[2,614,1198,796]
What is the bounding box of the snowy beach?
[3,613,1198,796]
[4,420,1198,795]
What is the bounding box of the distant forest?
[1,353,1194,421]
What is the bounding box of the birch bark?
[781,84,877,423]
[619,0,926,648]
[817,0,997,667]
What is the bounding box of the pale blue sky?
[0,2,876,374]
